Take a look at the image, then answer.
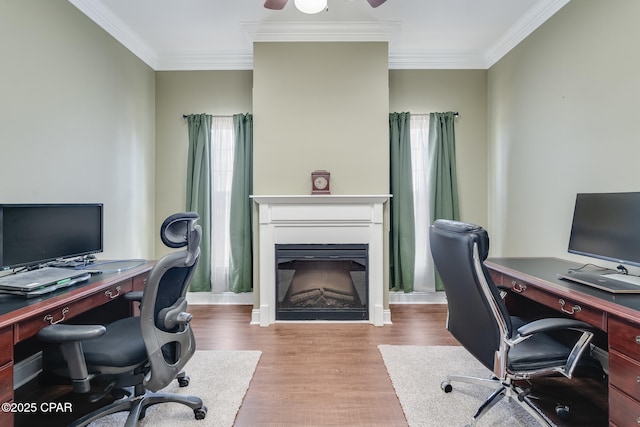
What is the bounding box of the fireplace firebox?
[275,244,368,321]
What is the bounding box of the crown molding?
[157,49,486,71]
[155,51,254,71]
[241,21,402,43]
[69,0,569,71]
[484,0,571,67]
[68,0,158,69]
[389,50,486,70]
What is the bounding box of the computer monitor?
[568,192,640,268]
[0,203,103,270]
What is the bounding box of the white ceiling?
[68,0,570,70]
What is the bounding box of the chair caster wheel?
[555,404,570,420]
[441,381,453,393]
[178,375,190,387]
[194,405,208,420]
[517,388,531,402]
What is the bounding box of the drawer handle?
[44,307,70,325]
[105,286,121,299]
[511,281,527,293]
[558,299,581,315]
[635,336,640,345]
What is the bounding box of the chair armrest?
[37,325,106,394]
[509,318,597,378]
[507,317,595,348]
[516,318,595,337]
[38,324,106,343]
[124,291,144,302]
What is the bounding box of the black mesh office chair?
[429,219,601,426]
[37,212,207,426]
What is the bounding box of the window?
[410,114,435,292]
[210,116,235,293]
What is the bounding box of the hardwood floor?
[191,305,607,427]
[192,304,457,427]
[15,304,608,426]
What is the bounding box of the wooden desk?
[486,257,640,427]
[0,263,153,426]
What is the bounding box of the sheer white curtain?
[210,116,235,293]
[410,114,435,292]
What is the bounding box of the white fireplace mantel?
[251,194,391,326]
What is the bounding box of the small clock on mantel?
[311,170,330,195]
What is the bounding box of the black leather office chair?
[429,219,601,426]
[38,212,207,426]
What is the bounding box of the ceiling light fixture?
[294,0,327,14]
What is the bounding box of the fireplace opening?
[275,244,368,321]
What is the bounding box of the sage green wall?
[0,0,156,260]
[152,64,489,302]
[389,70,488,227]
[487,0,640,272]
[253,42,389,195]
[154,71,253,256]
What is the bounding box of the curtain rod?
[412,112,459,116]
[184,112,458,119]
[182,114,233,119]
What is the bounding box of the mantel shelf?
[250,195,391,205]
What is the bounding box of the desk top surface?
[0,261,153,328]
[486,257,640,318]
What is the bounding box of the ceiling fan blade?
[264,0,288,10]
[366,0,387,8]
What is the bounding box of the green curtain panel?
[428,111,460,291]
[389,112,416,293]
[229,113,253,293]
[186,114,213,292]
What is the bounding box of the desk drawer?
[610,349,640,400]
[610,386,640,426]
[14,280,133,342]
[609,316,640,360]
[504,275,606,330]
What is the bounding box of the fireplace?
[276,244,368,321]
[251,194,391,326]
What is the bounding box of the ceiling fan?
[264,0,388,11]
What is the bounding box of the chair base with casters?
[440,374,560,427]
[70,382,207,427]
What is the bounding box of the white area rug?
[379,345,540,427]
[91,350,261,427]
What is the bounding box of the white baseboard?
[383,308,392,324]
[187,291,254,305]
[389,291,447,304]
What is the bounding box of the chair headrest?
[161,212,201,266]
[160,212,200,248]
[431,219,490,261]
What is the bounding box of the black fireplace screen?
[275,244,368,320]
